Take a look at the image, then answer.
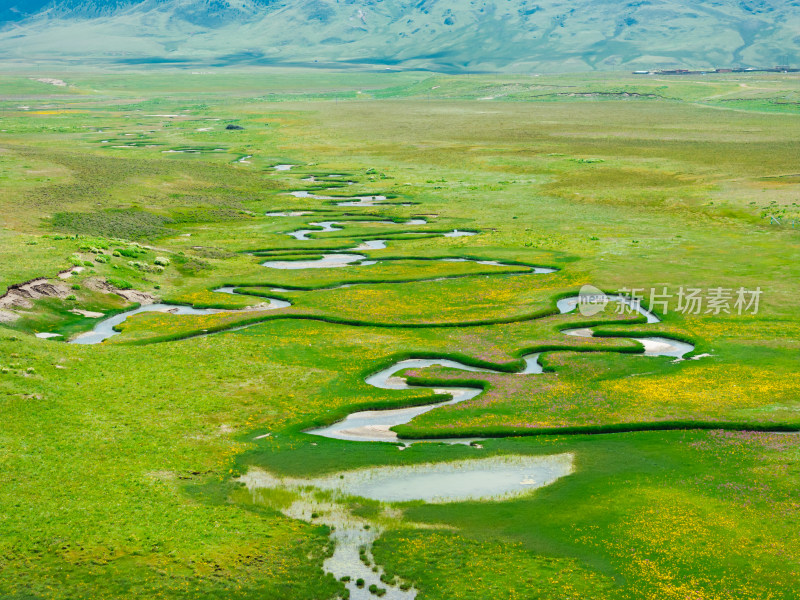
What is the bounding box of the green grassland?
[0,70,799,599]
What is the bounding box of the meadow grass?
[0,69,798,599]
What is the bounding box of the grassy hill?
[0,0,798,71]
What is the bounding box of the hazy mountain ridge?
[1,0,798,71]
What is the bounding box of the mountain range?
[1,0,798,72]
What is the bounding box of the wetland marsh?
[0,70,798,600]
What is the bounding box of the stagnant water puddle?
[238,454,574,599]
[241,453,574,503]
[285,496,417,600]
[353,240,388,250]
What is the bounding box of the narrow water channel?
[305,295,693,444]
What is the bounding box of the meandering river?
[57,174,704,598]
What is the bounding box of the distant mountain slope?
[1,0,798,71]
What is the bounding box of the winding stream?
[262,253,370,269]
[56,168,705,596]
[558,295,694,358]
[266,211,313,217]
[69,296,291,344]
[289,190,388,206]
[267,288,696,595]
[260,252,542,271]
[305,295,694,445]
[288,221,343,240]
[69,303,228,345]
[284,218,429,242]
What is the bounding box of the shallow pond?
[353,239,388,250]
[636,337,695,358]
[442,229,477,237]
[239,451,574,598]
[241,453,574,503]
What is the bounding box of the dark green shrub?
[174,255,211,275]
[106,278,132,290]
[115,247,146,258]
